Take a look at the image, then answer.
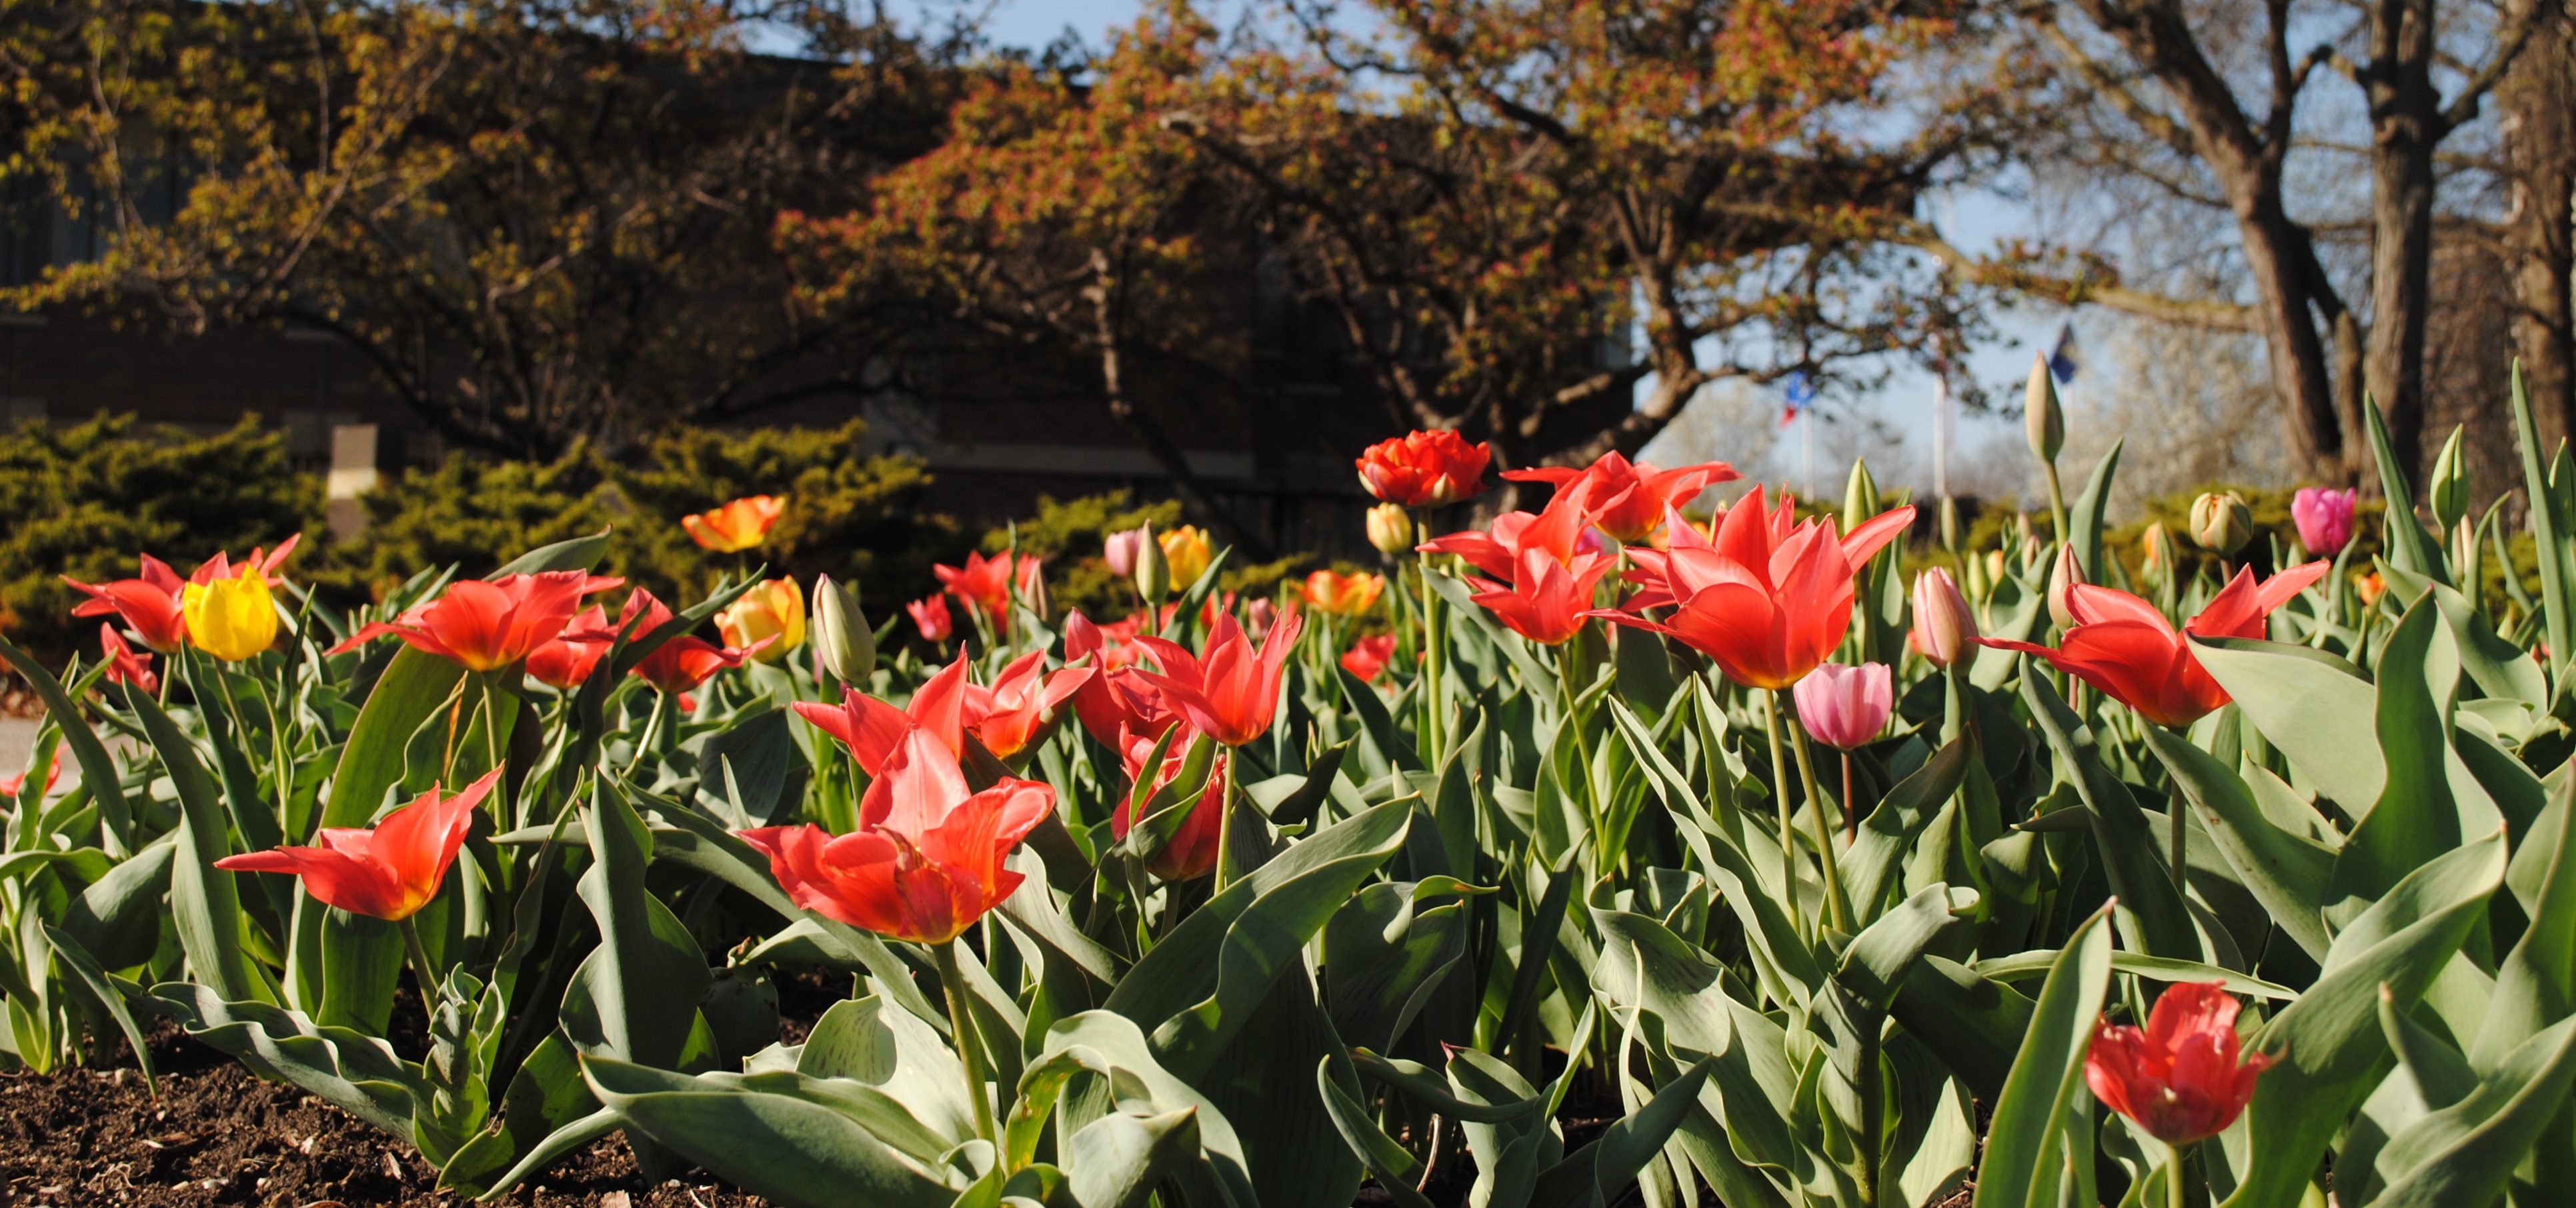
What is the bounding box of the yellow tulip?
[1159,525,1214,588]
[716,578,806,662]
[182,565,279,662]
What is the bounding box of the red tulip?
[1978,563,2327,727]
[964,650,1094,760]
[1467,548,1616,646]
[1356,430,1491,508]
[1110,723,1225,880]
[934,550,1025,626]
[332,572,623,672]
[65,536,299,654]
[1,758,62,799]
[907,594,954,643]
[1133,610,1305,746]
[795,656,976,774]
[1418,486,1606,580]
[527,604,613,689]
[1064,611,1178,747]
[2085,981,2275,1146]
[1504,452,1740,544]
[1604,490,1914,690]
[1340,633,1396,682]
[99,624,158,694]
[216,769,502,921]
[1792,662,1892,750]
[615,588,769,695]
[738,726,1052,944]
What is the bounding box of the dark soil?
[1,1025,772,1208]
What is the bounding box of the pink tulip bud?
[2291,487,2357,556]
[2048,543,2086,630]
[1793,662,1892,750]
[1104,527,1148,578]
[1910,567,1979,668]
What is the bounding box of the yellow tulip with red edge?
[716,578,806,662]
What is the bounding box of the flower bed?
[2,382,2571,1208]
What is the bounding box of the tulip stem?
[2167,1140,2190,1208]
[933,940,998,1147]
[400,916,440,1005]
[2169,778,2189,896]
[1780,692,1853,935]
[1760,690,1802,940]
[1841,751,1857,842]
[2043,460,2069,554]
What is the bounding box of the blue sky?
[964,0,2061,494]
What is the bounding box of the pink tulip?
[1792,662,1892,751]
[1104,527,1149,578]
[1910,568,1979,668]
[2291,488,2357,556]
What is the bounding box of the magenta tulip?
[2291,488,2357,556]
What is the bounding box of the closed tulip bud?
[1366,503,1415,556]
[2047,543,2086,629]
[2189,491,2254,556]
[1134,521,1170,602]
[2025,352,2064,462]
[1910,568,1978,667]
[2429,427,2469,532]
[2142,521,2177,580]
[1985,550,2009,591]
[1842,458,1880,534]
[810,575,875,683]
[1963,550,1991,600]
[1939,495,1961,553]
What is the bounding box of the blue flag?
[2047,324,2080,384]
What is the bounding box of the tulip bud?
[810,575,876,683]
[1842,458,1880,534]
[2188,491,2253,556]
[2047,542,2086,629]
[1939,495,1961,553]
[1963,550,1991,600]
[1134,520,1170,602]
[1365,503,1415,556]
[2025,352,2064,463]
[2429,427,2469,533]
[1910,568,1978,668]
[1246,596,1278,640]
[2142,521,2176,580]
[1984,549,2008,589]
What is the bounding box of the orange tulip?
[795,656,975,775]
[1605,490,1914,690]
[216,769,502,921]
[682,496,784,553]
[1132,610,1304,746]
[2085,981,2275,1146]
[1979,564,2327,728]
[1504,452,1739,544]
[738,726,1052,945]
[1356,430,1491,507]
[1302,569,1386,616]
[332,571,622,672]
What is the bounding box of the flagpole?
[1802,408,1816,500]
[1932,373,1950,500]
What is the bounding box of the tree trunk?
[2237,207,2352,479]
[2361,0,2444,486]
[1087,249,1274,562]
[2502,3,2576,451]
